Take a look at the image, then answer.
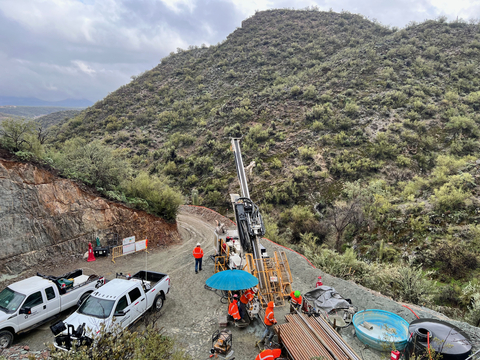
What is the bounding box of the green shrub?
[396,154,412,167]
[290,85,302,96]
[298,146,316,160]
[305,103,333,122]
[344,102,359,116]
[303,84,316,99]
[430,182,472,211]
[49,138,129,191]
[122,171,183,221]
[270,157,282,169]
[48,324,190,360]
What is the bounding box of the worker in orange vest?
[255,348,282,360]
[289,290,302,311]
[239,287,256,319]
[228,294,241,321]
[261,301,277,344]
[193,242,204,274]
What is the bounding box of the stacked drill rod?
[277,308,362,360]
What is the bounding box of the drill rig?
[213,138,293,307]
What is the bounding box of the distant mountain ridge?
[0,96,93,108]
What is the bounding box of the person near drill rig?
[261,301,277,345]
[228,294,241,322]
[255,348,282,360]
[288,290,302,313]
[239,287,256,319]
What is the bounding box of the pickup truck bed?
[130,271,166,283]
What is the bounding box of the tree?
[0,118,35,151]
[327,197,364,252]
[35,122,49,144]
[51,138,129,191]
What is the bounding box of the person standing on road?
[255,348,282,360]
[261,301,277,345]
[193,242,204,274]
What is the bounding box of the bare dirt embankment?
[2,205,480,360]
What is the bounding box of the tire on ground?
[0,329,14,349]
[152,294,165,312]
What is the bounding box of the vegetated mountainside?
[0,112,21,120]
[36,109,81,128]
[0,96,92,108]
[0,152,180,276]
[49,9,480,319]
[0,106,80,119]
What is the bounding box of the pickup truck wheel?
[153,295,164,312]
[0,330,14,349]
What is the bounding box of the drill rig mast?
[212,138,292,307]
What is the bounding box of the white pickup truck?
[52,270,170,350]
[0,269,105,348]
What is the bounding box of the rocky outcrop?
[0,159,180,275]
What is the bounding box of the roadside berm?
[2,205,480,359]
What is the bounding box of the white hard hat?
[196,242,201,246]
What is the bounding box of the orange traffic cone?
[87,242,96,262]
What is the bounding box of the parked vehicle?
[0,269,105,348]
[52,270,170,350]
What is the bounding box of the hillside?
[0,105,81,119]
[36,109,81,128]
[46,9,480,320]
[0,96,92,107]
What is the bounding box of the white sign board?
[122,236,135,246]
[123,243,136,255]
[135,239,147,252]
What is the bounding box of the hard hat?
[318,276,322,279]
[294,290,301,298]
[252,287,258,293]
[233,293,238,299]
[196,242,201,246]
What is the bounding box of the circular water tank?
[406,319,471,360]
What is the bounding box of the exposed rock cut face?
[0,159,179,275]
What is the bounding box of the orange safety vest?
[264,304,276,326]
[255,349,282,360]
[290,291,302,306]
[240,289,255,304]
[193,246,204,259]
[228,300,240,320]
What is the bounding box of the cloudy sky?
[0,0,479,103]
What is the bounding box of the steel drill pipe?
[278,322,333,360]
[286,314,346,360]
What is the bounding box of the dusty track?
[2,206,480,359]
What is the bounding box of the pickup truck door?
[44,286,61,319]
[18,291,49,329]
[112,295,132,329]
[127,286,146,323]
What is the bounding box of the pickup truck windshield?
[78,296,115,319]
[0,287,26,313]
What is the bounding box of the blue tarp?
[205,269,258,291]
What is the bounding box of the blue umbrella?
[205,269,259,291]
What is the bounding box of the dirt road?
[3,206,480,360]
